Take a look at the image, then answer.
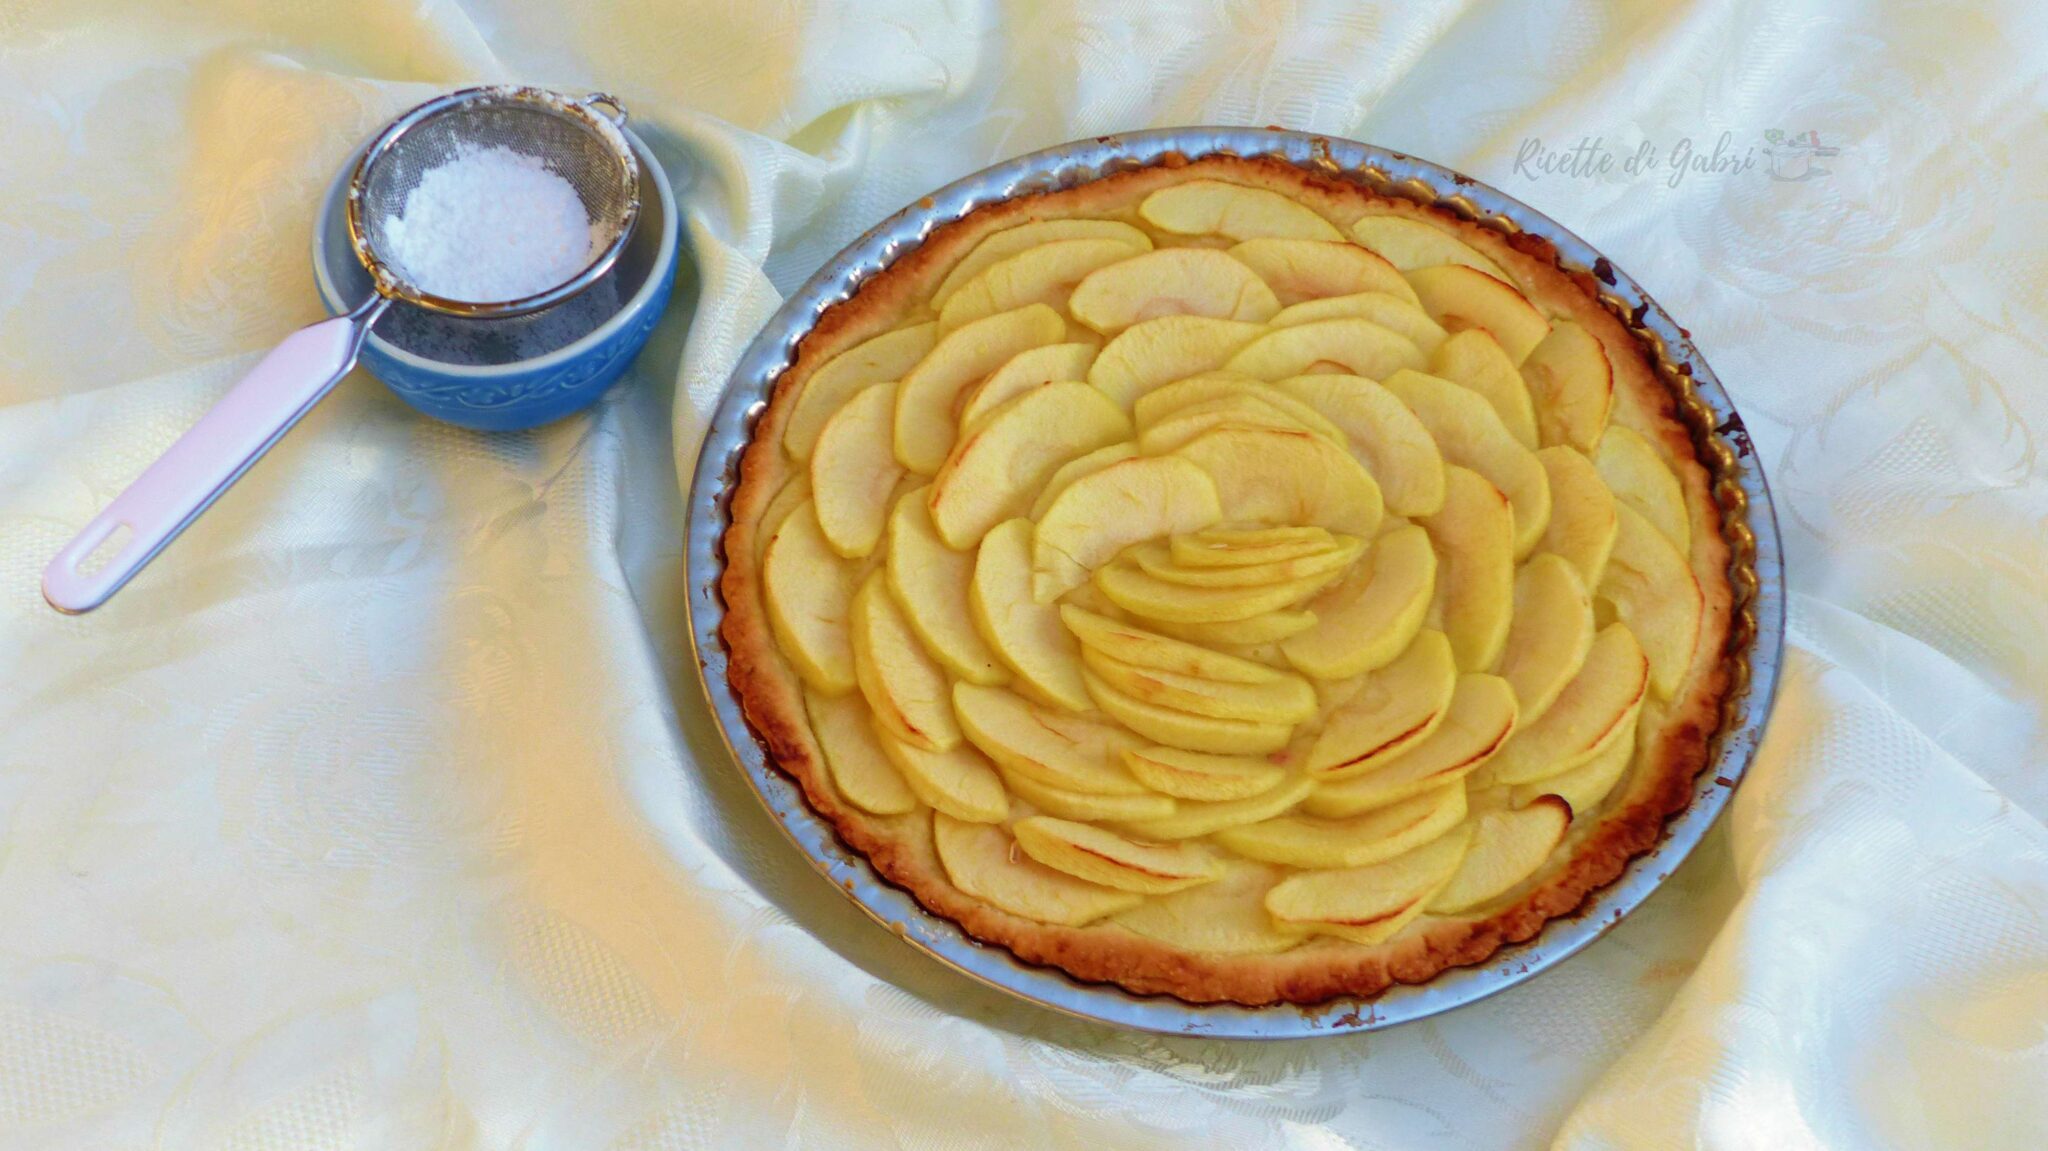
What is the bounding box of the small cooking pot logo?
[1763,129,1839,182]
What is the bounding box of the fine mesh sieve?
[43,86,642,613]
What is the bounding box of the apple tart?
[720,155,1734,1005]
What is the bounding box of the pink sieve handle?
[42,296,388,614]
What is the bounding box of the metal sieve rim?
[344,85,642,319]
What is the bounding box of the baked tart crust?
[718,154,1734,1006]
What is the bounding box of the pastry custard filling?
[730,161,1727,999]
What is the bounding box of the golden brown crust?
[717,153,1741,1007]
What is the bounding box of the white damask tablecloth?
[2,2,2045,1148]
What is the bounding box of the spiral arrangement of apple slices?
[759,179,1705,953]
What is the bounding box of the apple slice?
[873,725,1008,822]
[1600,504,1703,698]
[1281,523,1436,679]
[1483,623,1648,786]
[1130,536,1359,589]
[1521,320,1613,451]
[1138,179,1343,241]
[1112,860,1302,954]
[957,342,1099,430]
[1032,455,1221,599]
[894,303,1067,474]
[951,682,1150,795]
[1068,248,1282,333]
[1431,328,1539,450]
[850,571,962,751]
[809,382,905,557]
[970,519,1090,710]
[1495,554,1595,724]
[1087,316,1266,410]
[1426,797,1571,913]
[1026,441,1138,521]
[1269,374,1447,517]
[1227,239,1419,305]
[1383,368,1552,557]
[1264,823,1473,944]
[1133,374,1347,444]
[1594,424,1691,552]
[1224,318,1426,381]
[1079,646,1317,724]
[803,687,919,815]
[1093,560,1337,624]
[1349,215,1509,278]
[1218,781,1466,868]
[1175,426,1384,537]
[1118,773,1316,840]
[932,813,1141,925]
[783,322,937,460]
[1270,290,1448,354]
[1123,745,1288,801]
[933,219,1155,308]
[1510,711,1636,813]
[1536,445,1617,586]
[1405,265,1549,365]
[1303,674,1516,817]
[929,381,1130,548]
[887,487,1007,685]
[1306,629,1458,776]
[1136,400,1312,455]
[1012,816,1224,894]
[753,477,812,563]
[998,767,1176,822]
[1170,525,1336,568]
[937,237,1148,332]
[1060,605,1289,683]
[762,501,859,694]
[1150,610,1319,646]
[1082,668,1295,755]
[1420,466,1516,670]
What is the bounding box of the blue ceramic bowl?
[312,125,679,430]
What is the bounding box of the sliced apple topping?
[957,342,1099,430]
[929,380,1130,548]
[1227,239,1419,305]
[933,219,1155,308]
[937,237,1148,332]
[1510,710,1637,814]
[952,682,1150,795]
[1079,646,1317,725]
[1431,328,1539,449]
[784,322,937,460]
[1138,180,1343,242]
[1494,553,1596,724]
[1111,859,1301,954]
[1304,674,1516,817]
[1405,264,1550,365]
[1281,524,1436,679]
[1218,781,1466,869]
[1426,797,1571,913]
[1349,215,1510,278]
[1175,426,1383,537]
[1264,822,1473,944]
[1600,504,1703,698]
[970,519,1090,711]
[1132,373,1348,444]
[1521,319,1613,452]
[1094,559,1338,625]
[1068,248,1282,333]
[804,687,919,815]
[1012,816,1225,894]
[1119,773,1317,840]
[1082,668,1295,755]
[1482,623,1648,786]
[1536,445,1618,586]
[762,501,860,694]
[1270,290,1448,354]
[1129,534,1361,588]
[1122,745,1288,801]
[1420,466,1516,671]
[850,571,963,751]
[1594,424,1691,552]
[874,725,1009,822]
[810,382,905,557]
[1150,610,1320,646]
[932,813,1141,925]
[1224,317,1426,381]
[1270,374,1447,517]
[1383,368,1552,557]
[1306,629,1458,777]
[1032,455,1222,599]
[1087,315,1267,410]
[1169,525,1337,568]
[999,768,1176,823]
[887,487,1006,685]
[894,303,1067,474]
